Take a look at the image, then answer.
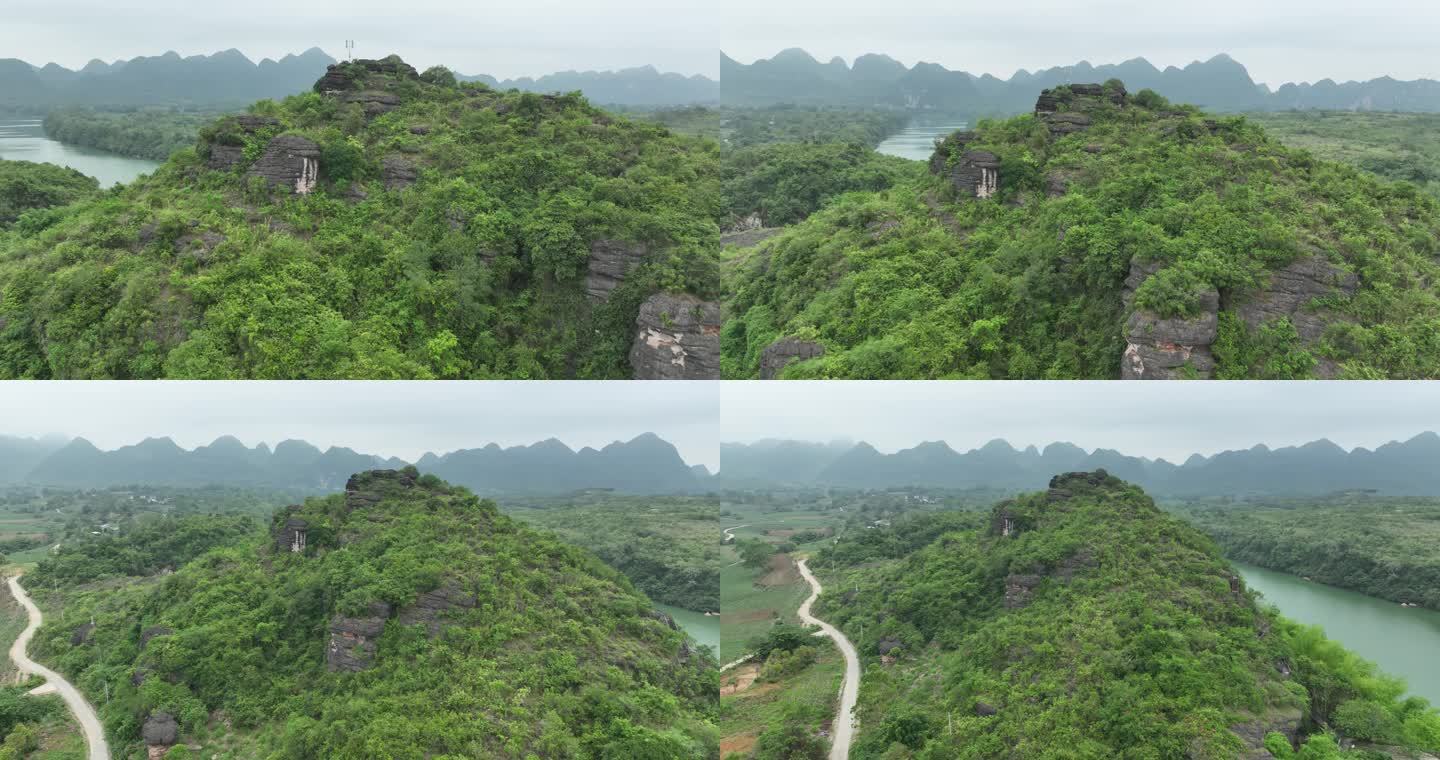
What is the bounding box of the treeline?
[42,109,217,161]
[1183,499,1440,610]
[508,498,720,611]
[30,513,258,585]
[723,141,922,228]
[722,106,910,148]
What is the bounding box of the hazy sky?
[722,382,1440,463]
[0,382,720,469]
[1,0,717,79]
[719,0,1440,87]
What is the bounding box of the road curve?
[7,575,110,760]
[796,558,859,760]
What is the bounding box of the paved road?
[796,558,859,760]
[7,575,110,760]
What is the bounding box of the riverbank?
[1236,562,1440,704]
[0,119,159,186]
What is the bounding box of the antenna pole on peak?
[345,40,355,61]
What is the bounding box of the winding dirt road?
[796,558,859,760]
[7,575,110,760]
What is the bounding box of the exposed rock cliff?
[585,239,651,301]
[245,134,320,194]
[1121,257,1219,380]
[629,293,721,379]
[326,601,392,672]
[759,338,825,379]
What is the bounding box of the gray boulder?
[142,712,179,746]
[760,338,825,379]
[381,156,418,191]
[629,293,721,380]
[326,601,393,672]
[585,239,651,301]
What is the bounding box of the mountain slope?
[723,82,1440,379]
[811,472,1440,758]
[28,468,718,758]
[0,56,721,379]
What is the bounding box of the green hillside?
[723,82,1440,379]
[0,56,720,379]
[24,468,717,758]
[809,471,1440,759]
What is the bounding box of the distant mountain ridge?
[721,49,1440,113]
[460,65,718,106]
[0,49,717,112]
[4,432,703,494]
[720,432,1440,495]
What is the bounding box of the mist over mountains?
[0,432,705,494]
[0,48,718,112]
[719,433,1440,496]
[721,49,1440,113]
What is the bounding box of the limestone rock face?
[1230,707,1303,760]
[246,135,320,195]
[274,511,308,553]
[343,469,417,513]
[344,90,403,116]
[205,114,280,171]
[629,293,721,380]
[759,338,825,379]
[142,712,179,747]
[326,601,392,672]
[381,156,418,190]
[398,582,478,636]
[1003,574,1043,609]
[585,239,651,301]
[947,150,1001,199]
[927,130,978,175]
[139,626,172,650]
[1121,257,1219,380]
[1232,254,1358,378]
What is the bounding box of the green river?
[656,603,719,656]
[1235,562,1440,704]
[0,119,161,186]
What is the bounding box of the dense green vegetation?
[43,109,217,161]
[619,106,719,140]
[0,160,98,228]
[1248,111,1440,201]
[1182,497,1440,610]
[25,469,717,758]
[506,497,720,611]
[721,107,909,149]
[0,57,720,379]
[720,624,841,760]
[723,85,1440,379]
[723,142,921,228]
[30,513,257,585]
[810,472,1440,758]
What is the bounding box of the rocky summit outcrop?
[585,239,651,301]
[1231,707,1304,760]
[759,338,825,379]
[1230,254,1359,378]
[246,135,320,195]
[343,468,418,512]
[1122,257,1219,380]
[326,601,392,672]
[1035,82,1127,138]
[314,56,420,94]
[629,293,721,380]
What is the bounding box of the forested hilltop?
[23,468,718,758]
[724,82,1440,379]
[809,471,1440,759]
[0,56,722,379]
